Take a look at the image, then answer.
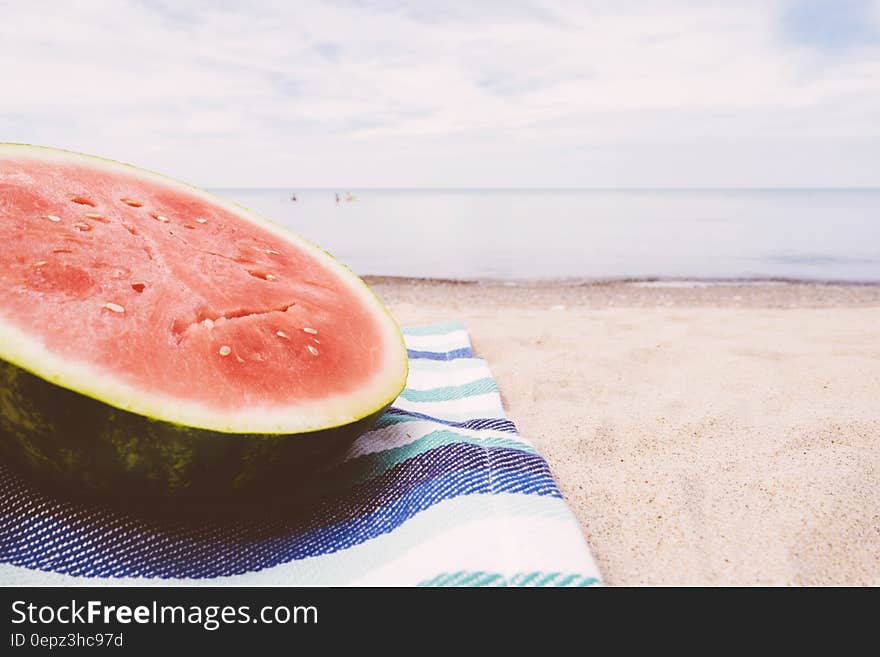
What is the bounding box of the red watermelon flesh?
[0,145,407,436]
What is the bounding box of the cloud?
[0,0,879,186]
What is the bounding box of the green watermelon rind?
[1,357,390,497]
[0,144,408,496]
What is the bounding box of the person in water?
[290,194,297,202]
[335,193,340,204]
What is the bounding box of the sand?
[366,278,880,586]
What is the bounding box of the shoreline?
[366,277,880,310]
[364,274,880,288]
[371,277,880,585]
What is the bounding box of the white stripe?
[407,356,488,372]
[353,513,599,586]
[392,393,506,421]
[404,329,472,353]
[404,363,494,390]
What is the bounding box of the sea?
[214,188,880,282]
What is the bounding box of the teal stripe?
[441,571,468,586]
[419,571,602,588]
[371,414,417,429]
[455,571,486,586]
[510,571,541,586]
[398,377,498,403]
[554,573,580,587]
[418,573,447,587]
[388,407,507,423]
[402,321,465,336]
[479,574,506,587]
[533,571,561,587]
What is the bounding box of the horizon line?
[209,185,880,192]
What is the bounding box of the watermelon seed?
[219,345,232,357]
[307,345,319,356]
[183,224,196,230]
[265,249,280,255]
[313,338,320,344]
[276,330,289,339]
[196,217,208,224]
[120,198,143,207]
[151,213,170,223]
[246,269,277,282]
[102,302,125,313]
[235,355,245,363]
[34,261,47,267]
[303,327,318,334]
[69,195,96,207]
[131,282,146,293]
[73,222,92,232]
[85,213,110,224]
[52,248,72,254]
[123,224,139,236]
[46,214,62,222]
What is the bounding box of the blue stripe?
[310,432,538,496]
[378,407,518,433]
[0,443,559,579]
[407,347,473,361]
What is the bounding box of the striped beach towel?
[0,322,601,587]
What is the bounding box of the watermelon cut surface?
[0,144,407,497]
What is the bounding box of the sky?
[2,0,880,188]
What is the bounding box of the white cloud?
[1,0,879,186]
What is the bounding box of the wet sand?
[367,277,880,586]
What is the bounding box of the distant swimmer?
[290,194,297,202]
[335,193,340,204]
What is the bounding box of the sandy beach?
[368,277,880,586]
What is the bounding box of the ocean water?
[215,188,880,282]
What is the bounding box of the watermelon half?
[0,144,407,499]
